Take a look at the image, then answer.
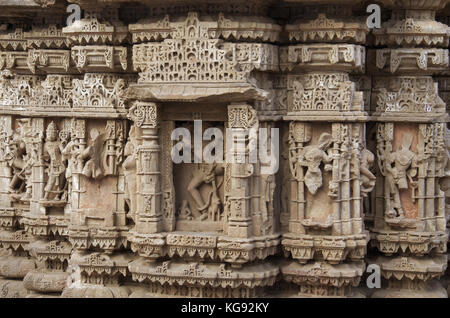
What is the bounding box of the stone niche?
[173,120,227,232]
[0,0,447,298]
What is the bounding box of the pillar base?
[61,285,131,298]
[372,280,447,298]
[128,259,278,298]
[279,260,365,297]
[0,278,28,298]
[23,269,69,294]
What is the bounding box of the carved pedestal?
[0,115,35,297]
[369,0,450,297]
[24,240,71,297]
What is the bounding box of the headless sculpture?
[385,134,417,218]
[297,132,333,195]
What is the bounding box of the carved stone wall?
[0,0,448,298]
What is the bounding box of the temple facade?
[0,0,448,298]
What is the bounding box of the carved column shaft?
[226,103,255,238]
[30,118,45,217]
[280,2,372,297]
[370,0,449,298]
[129,101,163,234]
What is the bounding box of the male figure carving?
[384,134,417,218]
[43,122,66,201]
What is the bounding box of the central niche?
[173,121,225,233]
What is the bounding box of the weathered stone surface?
[23,269,69,293]
[0,255,36,279]
[0,0,448,298]
[61,286,131,298]
[0,279,28,298]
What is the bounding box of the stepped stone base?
[0,255,36,279]
[23,269,69,293]
[372,280,448,298]
[0,279,28,298]
[61,286,132,298]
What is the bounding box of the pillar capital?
[128,101,160,129]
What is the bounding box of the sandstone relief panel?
[0,0,447,299]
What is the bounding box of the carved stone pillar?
[49,3,134,298]
[435,5,450,288]
[0,116,14,222]
[435,49,450,292]
[1,0,448,299]
[0,115,33,297]
[159,120,176,232]
[125,101,168,263]
[225,103,255,238]
[0,7,81,297]
[369,0,449,298]
[128,101,163,234]
[125,10,281,297]
[279,1,373,297]
[18,10,79,294]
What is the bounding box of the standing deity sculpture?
[380,134,418,218]
[261,173,275,234]
[42,122,67,202]
[0,0,448,299]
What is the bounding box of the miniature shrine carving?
[0,0,448,298]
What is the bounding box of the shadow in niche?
[173,120,226,233]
